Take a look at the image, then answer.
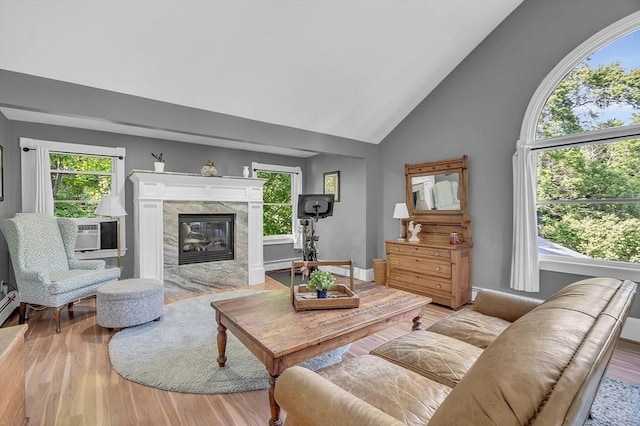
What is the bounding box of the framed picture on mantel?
[323,171,340,202]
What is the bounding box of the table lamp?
[392,202,409,240]
[95,194,128,267]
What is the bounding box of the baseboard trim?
[621,317,640,342]
[324,265,372,282]
[263,258,302,272]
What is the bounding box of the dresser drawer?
[388,270,452,293]
[388,254,451,279]
[386,243,451,261]
[388,279,452,305]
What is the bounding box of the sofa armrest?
[17,270,48,284]
[275,366,405,426]
[68,259,106,270]
[472,289,542,322]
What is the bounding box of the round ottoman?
[97,278,164,330]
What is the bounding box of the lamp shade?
[392,203,409,219]
[95,195,127,217]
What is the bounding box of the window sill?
[539,255,639,281]
[75,248,128,260]
[263,235,295,246]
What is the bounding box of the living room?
[0,0,639,425]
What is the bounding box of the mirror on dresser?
[385,155,472,309]
[404,155,471,246]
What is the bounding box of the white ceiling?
[0,0,522,154]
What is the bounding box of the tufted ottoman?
[97,278,164,330]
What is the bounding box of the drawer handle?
[437,284,441,289]
[436,266,441,271]
[435,252,440,256]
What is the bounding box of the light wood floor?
[3,277,639,426]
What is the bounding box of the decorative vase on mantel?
[151,152,165,172]
[201,161,218,177]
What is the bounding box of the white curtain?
[510,141,539,292]
[292,169,304,249]
[34,147,54,214]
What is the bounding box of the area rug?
[586,376,640,426]
[108,289,349,394]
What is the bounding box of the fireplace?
[178,213,235,265]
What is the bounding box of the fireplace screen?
[178,213,235,265]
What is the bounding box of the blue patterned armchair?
[3,213,121,333]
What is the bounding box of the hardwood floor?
[3,277,639,426]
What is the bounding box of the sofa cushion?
[371,330,483,388]
[427,309,511,348]
[320,354,451,425]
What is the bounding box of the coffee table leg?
[268,374,282,426]
[412,315,423,331]
[216,323,227,367]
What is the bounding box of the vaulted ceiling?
[0,1,522,155]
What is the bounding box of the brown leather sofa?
[275,277,637,425]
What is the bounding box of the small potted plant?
[151,153,165,172]
[201,160,218,177]
[307,269,335,298]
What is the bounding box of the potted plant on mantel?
[307,269,335,299]
[151,153,164,172]
[201,160,218,177]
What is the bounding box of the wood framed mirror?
[404,155,472,245]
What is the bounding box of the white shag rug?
[109,289,349,394]
[586,376,640,426]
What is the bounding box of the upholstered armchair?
[3,213,121,333]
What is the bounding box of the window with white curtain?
[513,13,639,287]
[20,138,126,259]
[252,162,302,244]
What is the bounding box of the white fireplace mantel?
[129,170,265,285]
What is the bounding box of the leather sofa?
[275,277,637,425]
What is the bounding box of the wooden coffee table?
[211,282,431,426]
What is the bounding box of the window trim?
[517,11,640,280]
[19,138,127,259]
[252,162,302,243]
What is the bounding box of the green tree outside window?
[50,153,114,217]
[535,30,640,263]
[258,171,293,236]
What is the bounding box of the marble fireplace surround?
[129,171,265,297]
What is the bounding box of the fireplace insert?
[178,213,235,265]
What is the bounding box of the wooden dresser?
[386,240,471,309]
[0,324,29,426]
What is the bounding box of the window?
[516,13,639,282]
[50,153,116,217]
[252,162,302,243]
[20,138,126,259]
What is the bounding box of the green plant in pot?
[307,269,335,299]
[201,160,218,177]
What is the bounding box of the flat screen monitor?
[297,194,335,219]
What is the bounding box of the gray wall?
[0,112,11,291]
[379,0,640,317]
[2,120,311,279]
[304,154,367,267]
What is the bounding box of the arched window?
[512,12,639,292]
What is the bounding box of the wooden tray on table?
[290,260,360,311]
